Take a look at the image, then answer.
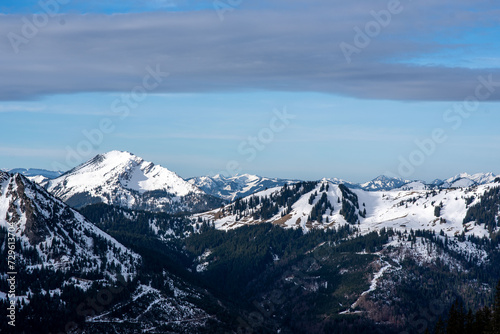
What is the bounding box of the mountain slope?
[76,176,500,333]
[43,150,223,213]
[189,179,500,331]
[0,171,233,333]
[0,171,141,333]
[0,171,141,280]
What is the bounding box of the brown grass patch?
[273,214,292,227]
[214,210,223,220]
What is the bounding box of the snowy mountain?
[42,150,223,213]
[435,172,497,188]
[358,175,411,191]
[187,173,296,201]
[194,178,500,239]
[397,180,429,191]
[0,171,141,282]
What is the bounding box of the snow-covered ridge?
[436,172,498,189]
[195,179,499,239]
[334,172,497,192]
[359,175,411,191]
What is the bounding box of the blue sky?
[0,0,212,14]
[1,0,500,182]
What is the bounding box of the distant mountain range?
[187,174,296,201]
[5,151,497,213]
[1,168,63,184]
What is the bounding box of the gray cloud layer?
[1,0,500,101]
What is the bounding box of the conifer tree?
[492,280,500,333]
[434,317,446,334]
[446,299,464,334]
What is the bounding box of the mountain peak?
[73,150,142,171]
[43,151,218,212]
[372,174,404,182]
[99,150,140,162]
[64,150,199,195]
[359,175,409,191]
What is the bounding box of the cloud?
[1,0,500,101]
[0,104,46,112]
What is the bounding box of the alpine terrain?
[3,153,500,334]
[0,171,236,333]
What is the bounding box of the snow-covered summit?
[43,150,218,212]
[62,150,200,196]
